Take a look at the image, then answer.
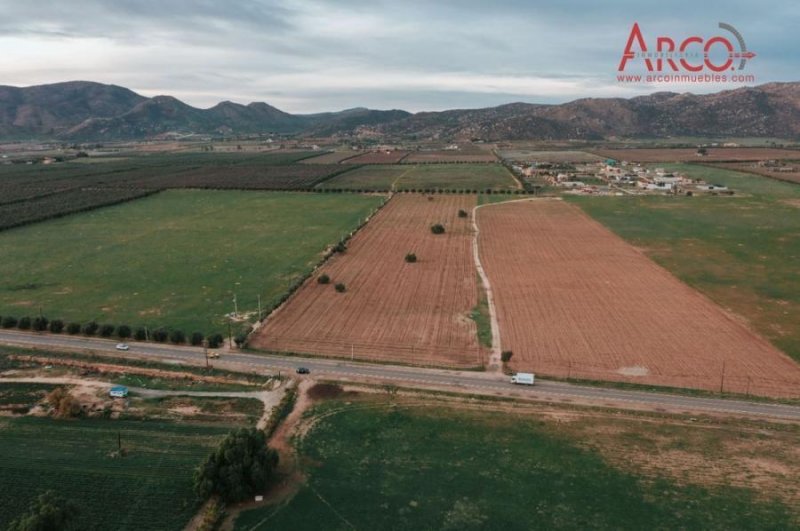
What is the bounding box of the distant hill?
[0,81,798,141]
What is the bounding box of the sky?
[0,0,796,113]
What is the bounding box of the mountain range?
[1,81,798,142]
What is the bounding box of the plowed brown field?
[251,194,484,367]
[478,199,800,397]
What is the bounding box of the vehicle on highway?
[115,343,130,351]
[296,367,310,374]
[208,351,220,359]
[510,372,535,385]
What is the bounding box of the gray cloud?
[0,0,795,112]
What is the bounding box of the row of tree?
[0,315,225,348]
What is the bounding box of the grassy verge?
[469,276,492,349]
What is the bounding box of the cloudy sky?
[0,0,796,113]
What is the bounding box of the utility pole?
[227,320,233,348]
[719,360,726,394]
[233,294,239,317]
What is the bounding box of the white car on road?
[115,343,130,351]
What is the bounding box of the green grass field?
[234,399,796,530]
[0,190,382,334]
[568,163,800,362]
[0,416,235,531]
[318,164,518,191]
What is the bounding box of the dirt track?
[477,199,800,398]
[251,195,484,367]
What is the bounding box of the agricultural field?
[251,195,484,366]
[403,150,497,163]
[299,151,360,164]
[706,161,800,185]
[0,190,382,335]
[569,163,800,367]
[591,147,800,162]
[0,416,235,530]
[342,150,409,164]
[234,394,800,530]
[497,149,602,163]
[318,163,518,191]
[477,199,800,397]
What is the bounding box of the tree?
[18,316,32,330]
[32,316,49,332]
[46,387,81,419]
[501,350,514,363]
[99,324,115,337]
[152,329,168,342]
[2,316,18,329]
[169,330,186,344]
[133,327,147,341]
[458,209,468,218]
[405,253,417,263]
[207,333,224,349]
[49,320,65,334]
[430,223,445,234]
[333,241,347,253]
[317,273,331,285]
[7,491,79,531]
[234,334,247,348]
[194,428,279,502]
[335,283,347,293]
[117,325,132,339]
[82,321,99,336]
[190,331,205,346]
[66,322,81,335]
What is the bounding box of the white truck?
[510,372,535,386]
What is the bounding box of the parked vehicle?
[510,372,535,385]
[296,367,310,374]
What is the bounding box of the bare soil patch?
[477,199,800,397]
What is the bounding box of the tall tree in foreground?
[194,428,279,502]
[8,491,79,531]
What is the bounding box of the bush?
[207,333,224,349]
[7,490,79,531]
[46,387,82,419]
[335,283,347,293]
[501,350,514,363]
[49,319,65,334]
[152,329,168,342]
[234,334,247,348]
[190,331,205,346]
[99,324,115,337]
[170,330,186,344]
[66,322,81,335]
[194,428,279,503]
[18,317,32,330]
[2,316,18,329]
[32,316,49,332]
[405,253,417,263]
[333,241,347,253]
[430,223,445,234]
[317,273,331,285]
[458,209,468,218]
[117,325,132,339]
[134,327,147,341]
[82,321,99,336]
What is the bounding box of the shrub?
[32,316,49,332]
[2,316,18,329]
[207,333,224,349]
[335,283,347,293]
[152,329,168,342]
[7,491,79,531]
[82,321,99,336]
[169,330,186,344]
[458,209,468,218]
[194,428,279,503]
[46,387,82,419]
[66,322,81,335]
[430,223,446,234]
[405,253,417,263]
[49,319,65,334]
[190,332,205,346]
[501,350,514,363]
[117,325,132,339]
[99,324,115,337]
[18,316,32,330]
[317,273,331,285]
[133,327,147,341]
[333,241,347,253]
[234,334,247,348]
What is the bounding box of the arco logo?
[618,22,756,73]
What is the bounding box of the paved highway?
[1,329,799,421]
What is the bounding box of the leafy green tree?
[170,330,186,344]
[431,223,446,234]
[405,253,417,263]
[501,350,514,363]
[335,283,347,293]
[66,322,81,335]
[18,316,32,330]
[48,320,65,334]
[8,490,79,531]
[317,273,331,284]
[194,428,279,502]
[207,333,224,349]
[82,321,99,336]
[2,316,18,329]
[117,325,132,339]
[190,332,205,346]
[458,209,468,218]
[152,329,168,342]
[133,327,147,341]
[99,324,115,337]
[32,316,49,332]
